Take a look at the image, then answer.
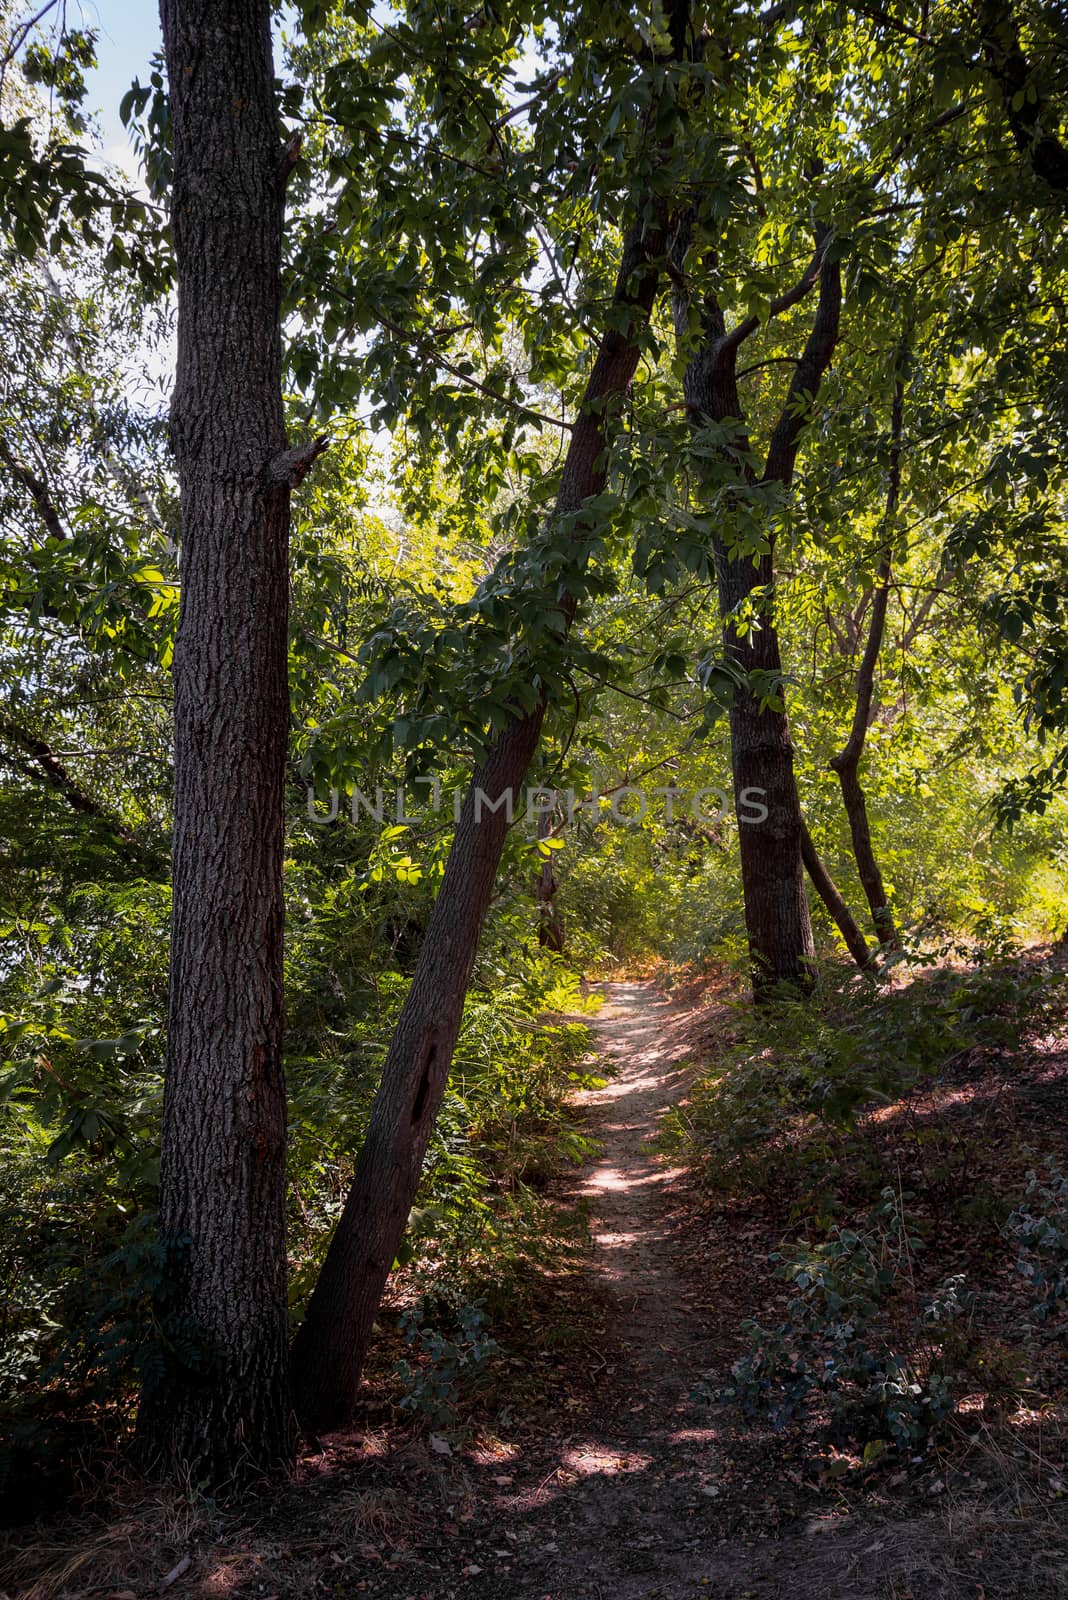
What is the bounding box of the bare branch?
[280,130,302,186]
[763,228,842,486]
[0,432,67,541]
[267,433,330,487]
[0,0,64,87]
[375,310,574,433]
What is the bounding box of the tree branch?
[828,360,905,951]
[267,433,330,487]
[0,432,67,541]
[374,310,574,433]
[736,354,800,380]
[0,712,162,871]
[977,0,1068,194]
[762,227,842,485]
[900,583,942,651]
[832,366,903,773]
[718,237,828,359]
[800,814,870,967]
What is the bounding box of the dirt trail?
[455,981,909,1600]
[573,980,714,1429]
[476,979,734,1598]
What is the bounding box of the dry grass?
[2,1387,1065,1600]
[320,1485,404,1545]
[0,1483,218,1600]
[0,1440,452,1600]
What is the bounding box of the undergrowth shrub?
[284,953,598,1315]
[692,946,1066,1464]
[2,915,596,1511]
[719,1188,979,1453]
[1005,1157,1068,1321]
[661,944,1064,1217]
[394,1297,499,1427]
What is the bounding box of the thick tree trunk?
[799,815,870,968]
[291,192,674,1432]
[718,546,815,993]
[674,223,841,995]
[135,0,297,1485]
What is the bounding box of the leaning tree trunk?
[135,0,312,1485]
[799,815,871,968]
[830,371,905,952]
[290,96,685,1432]
[833,722,899,949]
[292,711,542,1432]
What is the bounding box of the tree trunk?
[536,802,564,953]
[719,546,816,993]
[830,372,904,952]
[135,0,298,1485]
[291,182,676,1432]
[977,0,1068,194]
[835,759,898,949]
[799,815,870,968]
[292,711,542,1432]
[674,221,841,995]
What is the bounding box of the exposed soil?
[6,977,1066,1600]
[274,979,1066,1599]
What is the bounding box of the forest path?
[474,978,736,1598]
[571,979,713,1430]
[453,979,898,1600]
[295,979,906,1600]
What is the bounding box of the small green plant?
[394,1298,499,1427]
[1005,1157,1068,1320]
[719,1188,975,1452]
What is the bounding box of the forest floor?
[5,975,1067,1600]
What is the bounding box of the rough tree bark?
[829,370,904,951]
[290,7,690,1431]
[135,0,319,1485]
[674,224,841,994]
